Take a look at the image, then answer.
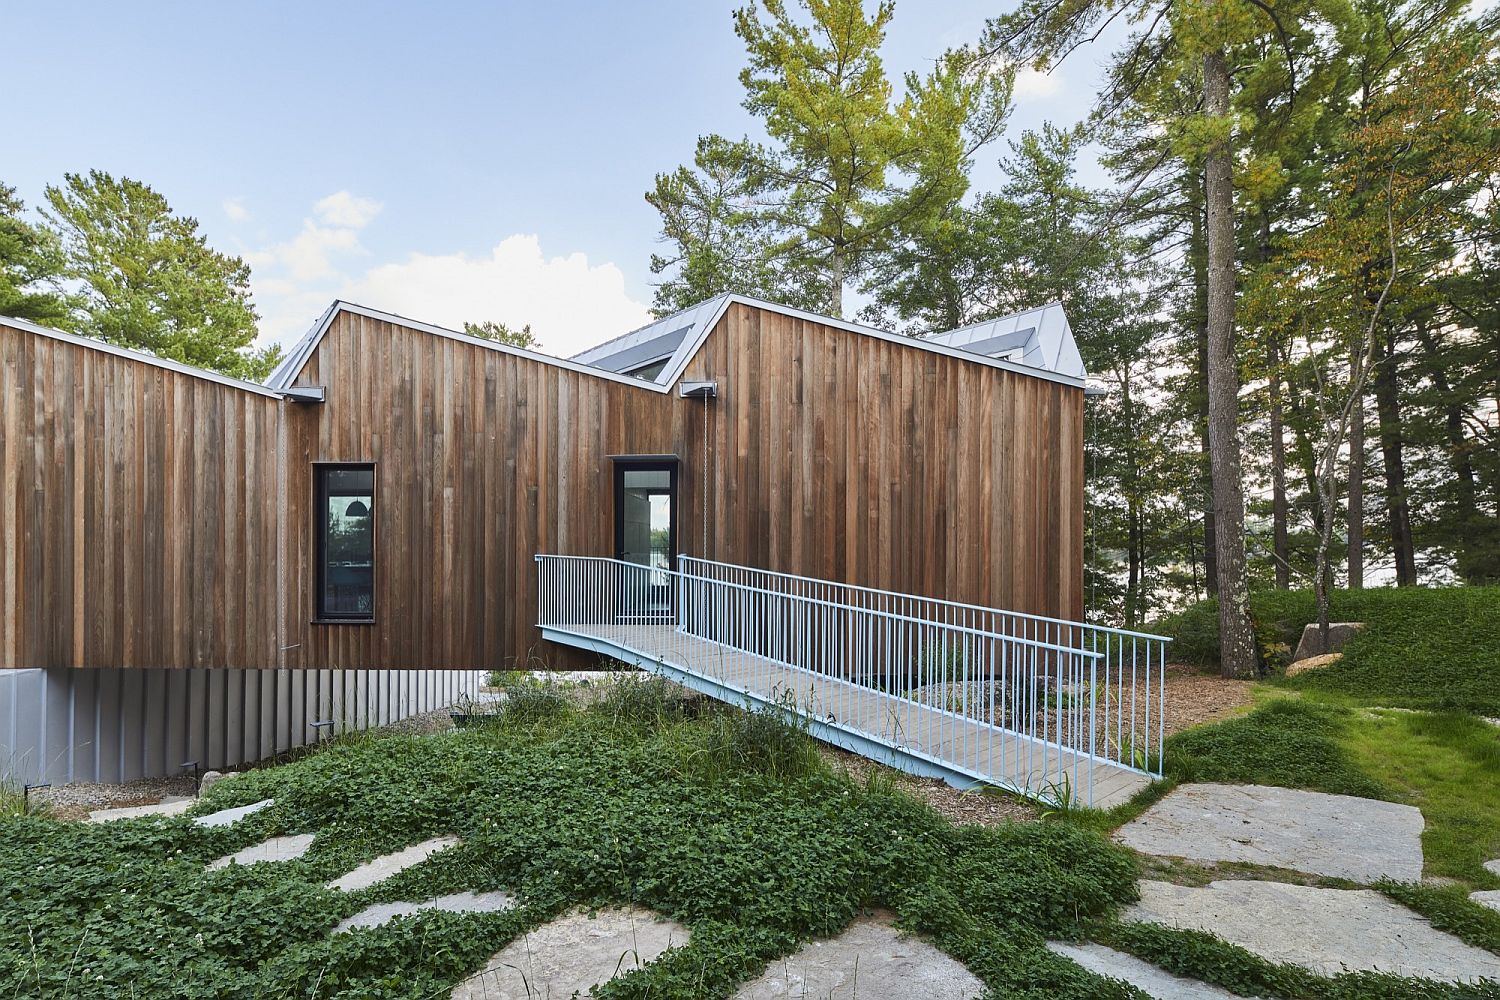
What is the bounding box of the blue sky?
[6,1,1112,357]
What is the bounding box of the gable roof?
[570,294,1088,389]
[0,313,285,399]
[268,295,1089,394]
[922,302,1085,381]
[265,300,675,393]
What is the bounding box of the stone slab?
[1292,622,1364,662]
[1126,879,1500,983]
[335,890,515,932]
[207,834,316,871]
[1047,942,1247,999]
[327,836,460,892]
[1485,859,1500,877]
[1285,652,1342,677]
[86,796,193,822]
[193,798,274,828]
[1472,891,1500,914]
[733,919,984,999]
[1114,783,1424,883]
[453,906,688,1000]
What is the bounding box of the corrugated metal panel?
[0,667,485,786]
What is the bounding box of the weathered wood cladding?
[282,304,1082,670]
[0,321,282,670]
[0,301,1083,672]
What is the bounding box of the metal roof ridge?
[0,313,287,399]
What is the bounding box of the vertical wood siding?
[0,302,1083,674]
[0,322,282,670]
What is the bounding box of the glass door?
[613,461,677,623]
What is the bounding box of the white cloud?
[1013,65,1062,99]
[313,190,383,228]
[223,197,251,223]
[342,235,651,357]
[244,193,650,361]
[246,190,382,285]
[248,220,365,283]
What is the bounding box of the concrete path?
[1046,942,1246,999]
[207,834,316,870]
[193,799,275,828]
[1114,784,1424,882]
[452,907,688,1000]
[1125,879,1500,983]
[734,919,984,999]
[86,796,193,822]
[327,836,459,892]
[335,890,515,932]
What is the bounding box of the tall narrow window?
[316,464,375,621]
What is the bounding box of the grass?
[1131,689,1500,894]
[1098,920,1500,1000]
[1165,696,1388,799]
[0,681,1145,999]
[0,777,50,819]
[1160,586,1500,715]
[1379,880,1500,956]
[1344,710,1500,886]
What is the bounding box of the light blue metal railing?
[536,554,1161,806]
[677,556,1169,777]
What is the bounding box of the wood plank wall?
[283,304,1082,671]
[678,303,1084,621]
[0,321,282,670]
[0,302,1083,672]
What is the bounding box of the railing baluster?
[536,554,1155,805]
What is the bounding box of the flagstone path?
[208,833,316,870]
[451,907,689,1000]
[75,778,1500,996]
[326,836,460,891]
[1113,783,1424,882]
[732,919,984,1000]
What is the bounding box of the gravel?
[817,744,1040,827]
[32,774,199,822]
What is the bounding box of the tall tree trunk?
[1270,335,1290,588]
[1347,373,1365,589]
[1258,213,1290,589]
[1374,326,1417,584]
[1191,196,1218,595]
[829,248,845,318]
[1123,369,1141,627]
[1203,48,1257,678]
[1414,325,1482,582]
[1286,371,1333,591]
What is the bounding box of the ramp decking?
[541,621,1153,810]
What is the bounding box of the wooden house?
[0,294,1094,785]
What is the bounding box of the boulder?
[199,770,227,794]
[1285,652,1343,676]
[1292,621,1364,662]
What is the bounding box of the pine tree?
[0,183,70,326]
[43,170,280,381]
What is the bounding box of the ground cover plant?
[0,678,1145,999]
[1161,586,1500,715]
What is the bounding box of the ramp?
[536,555,1165,809]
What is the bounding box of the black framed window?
[613,459,677,575]
[315,464,375,621]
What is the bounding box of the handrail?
[677,554,1171,642]
[534,552,1165,803]
[534,554,1100,658]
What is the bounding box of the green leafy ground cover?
[0,681,1144,1000]
[1162,586,1500,715]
